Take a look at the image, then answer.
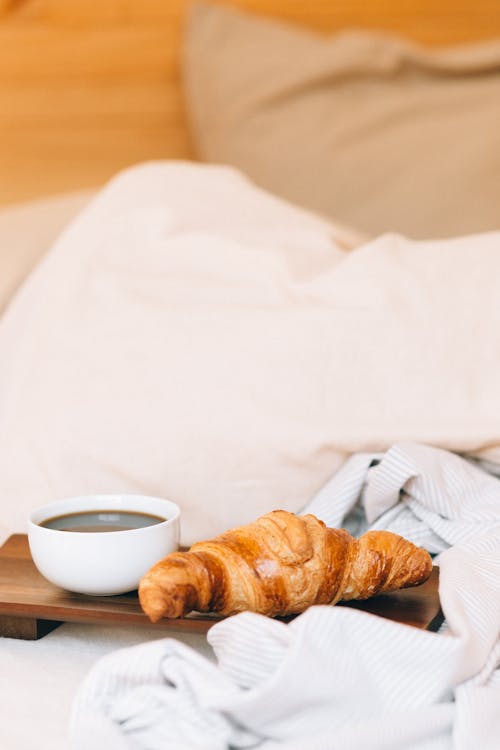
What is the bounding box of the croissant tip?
[408,546,433,587]
[139,581,167,623]
[148,611,163,625]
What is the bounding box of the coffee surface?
[40,510,165,533]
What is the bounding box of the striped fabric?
[69,443,500,750]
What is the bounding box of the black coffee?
[40,510,166,533]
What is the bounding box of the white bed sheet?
[0,623,212,750]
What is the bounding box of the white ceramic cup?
[28,494,180,596]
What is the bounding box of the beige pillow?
[0,190,96,315]
[183,3,500,239]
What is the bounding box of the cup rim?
[28,493,181,537]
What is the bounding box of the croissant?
[139,510,432,623]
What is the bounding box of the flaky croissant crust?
[139,510,433,623]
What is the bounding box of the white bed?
[1,2,499,748]
[1,158,500,749]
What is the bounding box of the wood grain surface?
[0,534,443,640]
[0,0,499,205]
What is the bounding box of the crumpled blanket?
[69,442,500,749]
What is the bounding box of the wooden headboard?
[1,0,499,205]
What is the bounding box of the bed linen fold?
[69,442,500,750]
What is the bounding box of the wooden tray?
[0,534,443,639]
